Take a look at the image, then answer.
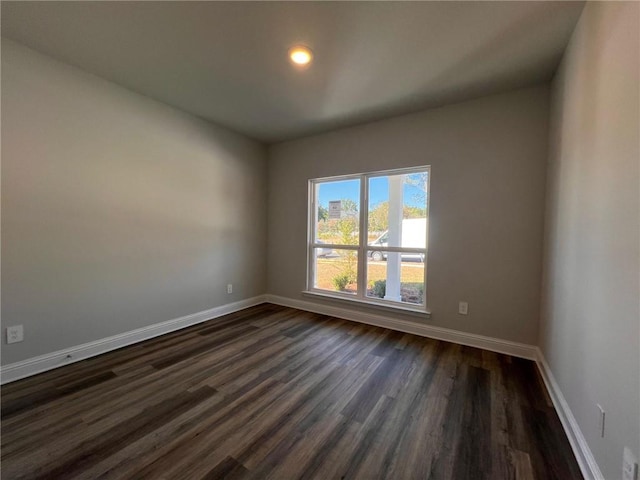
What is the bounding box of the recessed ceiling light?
[289,46,313,66]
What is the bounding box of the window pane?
[367,172,428,249]
[313,248,358,294]
[315,179,360,245]
[366,251,425,305]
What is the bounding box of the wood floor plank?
[355,340,449,480]
[512,449,536,480]
[0,304,583,480]
[201,456,249,480]
[451,365,492,479]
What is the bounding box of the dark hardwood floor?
[1,303,582,480]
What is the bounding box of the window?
[307,166,430,312]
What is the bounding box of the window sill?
[302,290,431,318]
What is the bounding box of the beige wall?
[540,2,640,478]
[267,85,550,345]
[1,40,268,365]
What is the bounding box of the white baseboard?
[535,348,603,480]
[0,295,267,385]
[265,294,537,360]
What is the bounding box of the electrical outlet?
[597,404,605,438]
[6,325,24,344]
[623,447,639,480]
[227,284,233,294]
[458,301,468,315]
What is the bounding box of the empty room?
[1,1,638,479]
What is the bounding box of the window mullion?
[357,174,368,300]
[310,243,359,250]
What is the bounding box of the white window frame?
[305,166,430,314]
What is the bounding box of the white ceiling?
[1,1,584,143]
